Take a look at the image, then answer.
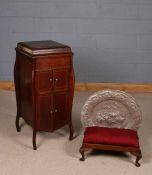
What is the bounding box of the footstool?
[79,89,142,167]
[79,127,142,167]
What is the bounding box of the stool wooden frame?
[79,142,142,167]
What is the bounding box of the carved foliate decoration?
[81,89,142,130]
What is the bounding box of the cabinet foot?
[33,130,37,150]
[69,124,74,140]
[33,146,37,150]
[15,116,20,132]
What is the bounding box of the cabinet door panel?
[53,69,68,91]
[38,94,53,131]
[37,71,53,92]
[52,93,68,130]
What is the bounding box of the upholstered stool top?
[83,127,139,148]
[81,89,142,130]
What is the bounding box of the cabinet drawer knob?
[50,78,52,81]
[55,109,58,112]
[55,78,58,81]
[50,110,53,114]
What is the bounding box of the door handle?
[54,109,58,113]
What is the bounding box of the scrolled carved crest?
[81,89,142,130]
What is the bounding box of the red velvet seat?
[83,127,139,148]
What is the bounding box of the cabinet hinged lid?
[16,40,72,55]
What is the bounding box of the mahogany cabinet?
[14,40,75,150]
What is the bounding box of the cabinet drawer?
[36,56,71,70]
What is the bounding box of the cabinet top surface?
[16,40,72,55]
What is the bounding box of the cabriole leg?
[131,150,142,167]
[69,121,74,140]
[15,115,20,132]
[79,146,85,161]
[33,130,37,150]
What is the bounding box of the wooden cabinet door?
[37,71,53,92]
[52,93,68,130]
[53,68,68,91]
[38,94,53,131]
